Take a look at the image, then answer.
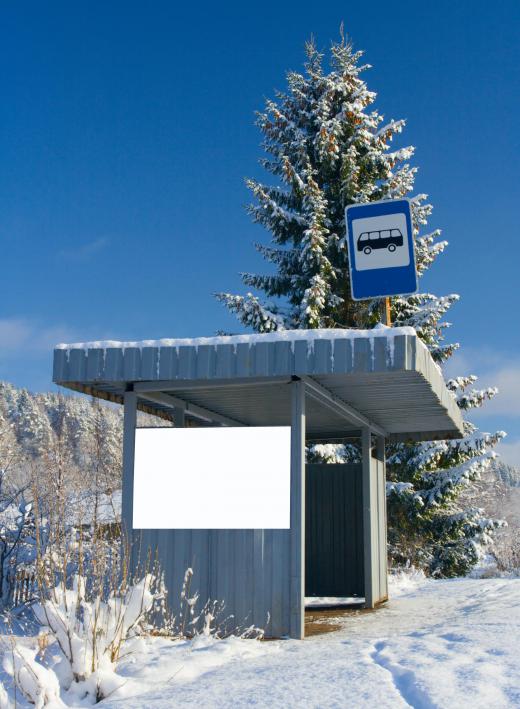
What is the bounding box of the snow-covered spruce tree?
[216,35,505,576]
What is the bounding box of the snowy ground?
[2,573,520,708]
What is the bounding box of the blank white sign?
[133,426,291,529]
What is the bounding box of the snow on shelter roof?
[55,325,417,352]
[53,326,464,443]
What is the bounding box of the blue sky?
[1,1,519,462]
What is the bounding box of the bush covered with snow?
[2,644,64,708]
[1,572,161,704]
[1,563,264,706]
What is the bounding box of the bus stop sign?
[345,198,417,300]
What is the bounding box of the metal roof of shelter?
[53,326,464,443]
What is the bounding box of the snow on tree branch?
[214,293,287,332]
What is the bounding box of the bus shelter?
[53,327,463,639]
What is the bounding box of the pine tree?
[0,399,19,480]
[13,389,53,459]
[77,398,122,496]
[216,34,505,576]
[492,460,520,488]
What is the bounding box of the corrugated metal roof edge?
[413,339,464,437]
[53,332,419,383]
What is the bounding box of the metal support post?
[362,426,376,609]
[122,390,137,547]
[290,379,306,639]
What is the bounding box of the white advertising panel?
[133,426,291,529]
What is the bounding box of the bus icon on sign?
[357,228,404,255]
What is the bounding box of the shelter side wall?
[121,382,302,640]
[132,528,291,637]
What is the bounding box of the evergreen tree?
[492,460,520,488]
[77,398,122,497]
[0,399,19,480]
[216,34,505,576]
[13,389,53,459]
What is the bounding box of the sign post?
[345,198,417,302]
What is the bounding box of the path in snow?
[99,576,520,708]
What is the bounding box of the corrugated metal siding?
[134,528,291,637]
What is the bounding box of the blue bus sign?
[345,198,417,300]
